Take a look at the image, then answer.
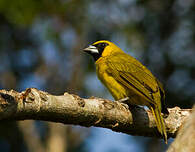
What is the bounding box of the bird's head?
[83,40,123,61]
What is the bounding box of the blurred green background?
[0,0,194,152]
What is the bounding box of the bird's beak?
[83,45,99,54]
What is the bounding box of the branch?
[0,88,191,139]
[167,106,195,151]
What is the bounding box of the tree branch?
[0,88,191,139]
[167,106,195,151]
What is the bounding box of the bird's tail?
[151,106,167,144]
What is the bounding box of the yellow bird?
[83,40,169,143]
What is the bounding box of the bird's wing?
[106,53,160,105]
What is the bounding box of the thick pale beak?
[83,45,99,54]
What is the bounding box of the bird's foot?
[115,97,129,110]
[117,97,129,103]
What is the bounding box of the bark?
[167,107,195,152]
[0,88,191,140]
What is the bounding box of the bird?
[83,40,169,143]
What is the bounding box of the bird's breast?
[96,61,127,100]
[95,60,150,105]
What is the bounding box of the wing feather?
[106,52,159,105]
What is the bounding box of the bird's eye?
[100,43,105,47]
[98,43,107,48]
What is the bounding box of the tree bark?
[167,106,195,152]
[0,88,191,140]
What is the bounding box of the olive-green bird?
[83,40,169,143]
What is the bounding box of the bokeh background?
[0,0,194,152]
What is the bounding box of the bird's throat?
[91,53,101,61]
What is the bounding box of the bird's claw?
[115,97,130,110]
[116,97,129,103]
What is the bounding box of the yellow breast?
[95,58,127,100]
[95,57,149,105]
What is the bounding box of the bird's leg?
[115,97,130,110]
[117,97,130,103]
[115,97,141,110]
